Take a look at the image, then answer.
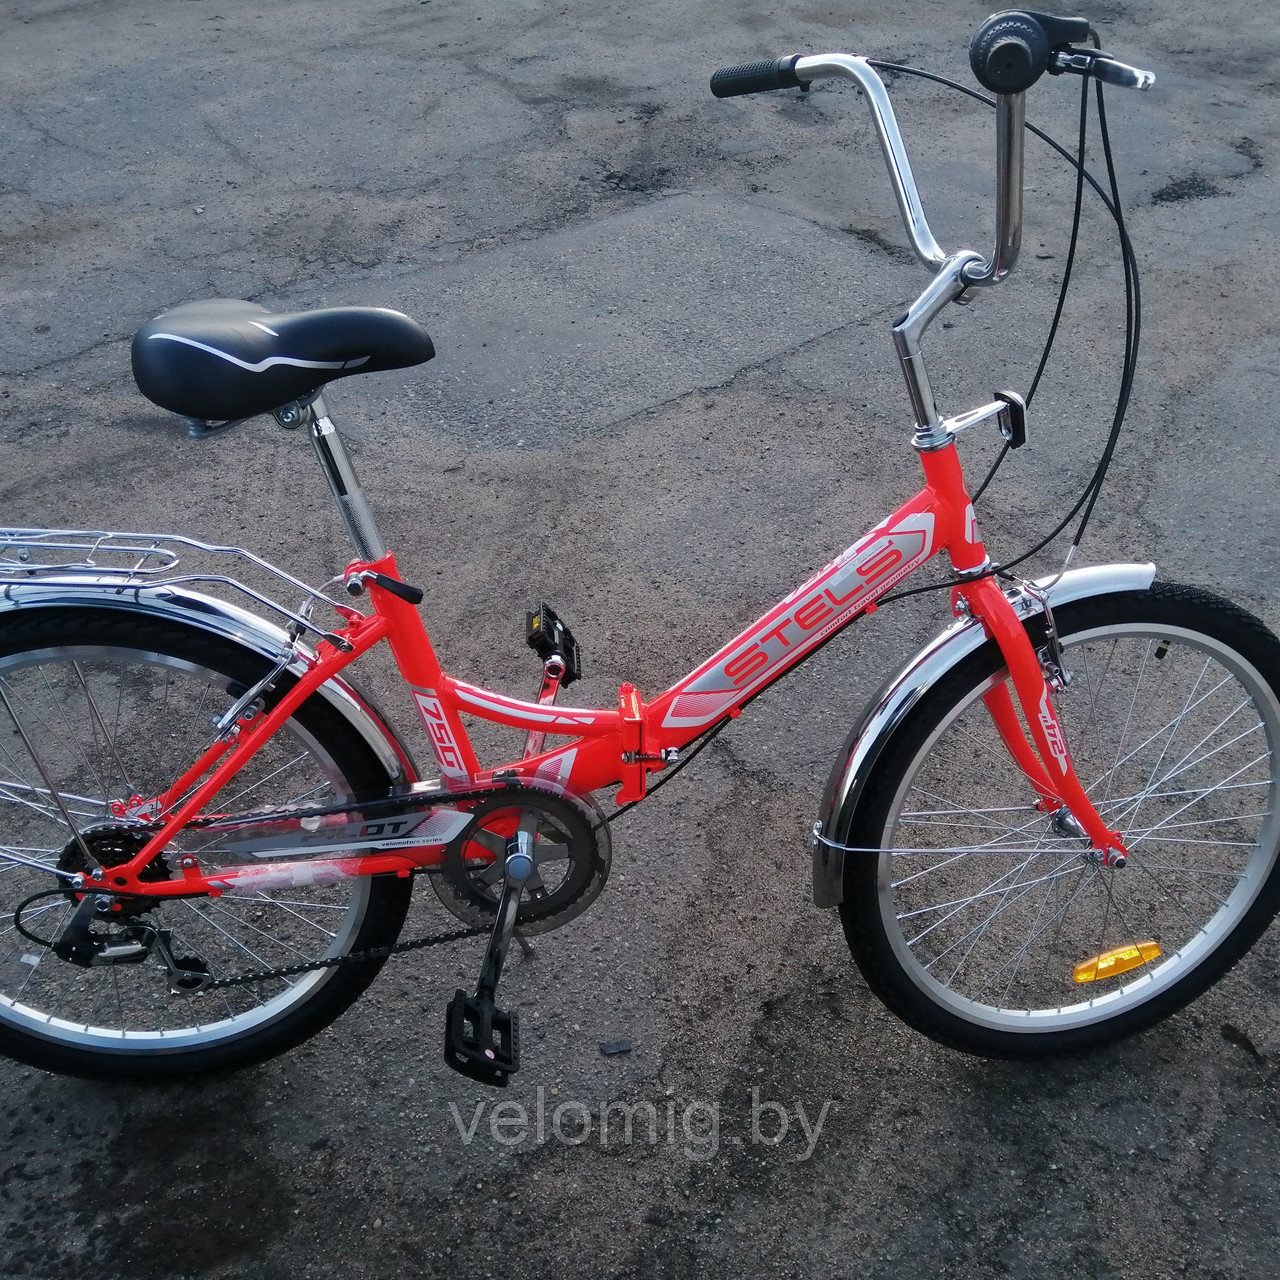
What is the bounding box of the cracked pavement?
[1,1,1279,1278]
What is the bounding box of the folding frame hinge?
[616,683,648,804]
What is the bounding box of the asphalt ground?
[1,1,1279,1277]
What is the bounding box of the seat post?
[304,394,389,562]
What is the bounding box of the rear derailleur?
[45,892,210,993]
[45,826,211,990]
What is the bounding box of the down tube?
[651,492,945,736]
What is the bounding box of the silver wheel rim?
[876,621,1280,1034]
[0,644,372,1057]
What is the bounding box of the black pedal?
[525,603,582,686]
[444,989,520,1087]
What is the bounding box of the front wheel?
[838,583,1280,1057]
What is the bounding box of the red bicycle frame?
[84,437,1123,903]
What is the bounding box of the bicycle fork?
[959,573,1127,865]
[916,434,1126,864]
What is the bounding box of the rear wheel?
[839,584,1280,1056]
[0,607,410,1079]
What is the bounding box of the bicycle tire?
[0,606,411,1079]
[838,583,1280,1056]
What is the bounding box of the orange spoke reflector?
[1073,940,1162,984]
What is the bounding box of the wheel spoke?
[851,600,1280,1042]
[0,633,387,1072]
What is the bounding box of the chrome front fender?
[812,562,1157,908]
[0,576,421,787]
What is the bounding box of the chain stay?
[54,780,584,990]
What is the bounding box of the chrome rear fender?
[0,576,421,787]
[812,562,1157,907]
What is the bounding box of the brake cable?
[610,68,1139,822]
[868,61,1141,605]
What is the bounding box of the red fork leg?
[962,575,1127,862]
[980,681,1063,809]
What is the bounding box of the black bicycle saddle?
[131,299,435,422]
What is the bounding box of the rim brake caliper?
[1022,579,1069,691]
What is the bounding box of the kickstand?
[443,828,534,1087]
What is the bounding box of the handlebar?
[709,11,1156,286]
[795,54,949,269]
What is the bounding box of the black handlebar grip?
[969,10,1093,94]
[710,55,803,98]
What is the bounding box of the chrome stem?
[893,251,983,441]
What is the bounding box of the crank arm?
[477,832,532,994]
[443,829,534,1087]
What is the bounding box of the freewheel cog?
[429,786,611,935]
[58,824,169,918]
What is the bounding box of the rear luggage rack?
[0,527,355,648]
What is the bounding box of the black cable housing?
[616,58,1143,817]
[862,60,1142,605]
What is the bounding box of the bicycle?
[1,10,1277,1086]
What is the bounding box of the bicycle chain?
[117,779,537,991]
[196,920,489,991]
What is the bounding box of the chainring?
[428,785,611,936]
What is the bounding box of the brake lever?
[1051,49,1156,91]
